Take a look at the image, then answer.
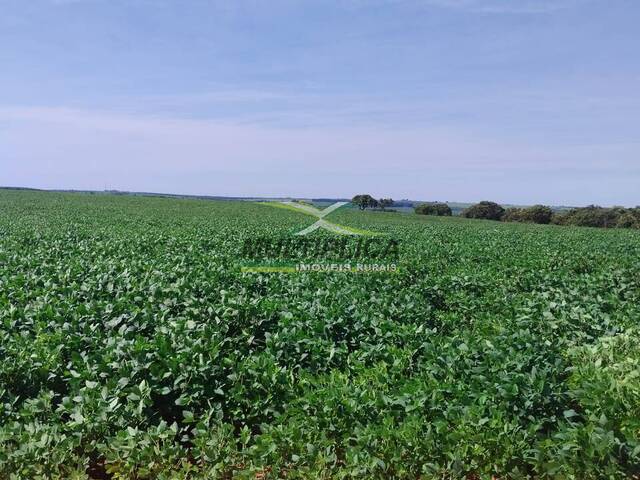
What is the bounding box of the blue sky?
[1,0,639,205]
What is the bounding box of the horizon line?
[0,185,590,209]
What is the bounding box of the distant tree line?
[460,201,640,229]
[552,205,640,229]
[356,194,640,229]
[412,199,640,229]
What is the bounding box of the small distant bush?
[461,201,505,221]
[502,205,554,224]
[415,202,452,216]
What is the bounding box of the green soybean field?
[1,189,639,479]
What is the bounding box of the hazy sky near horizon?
[1,0,639,205]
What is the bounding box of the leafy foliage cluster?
[461,201,640,229]
[351,194,378,210]
[378,198,394,211]
[460,201,506,221]
[1,190,640,479]
[351,194,395,211]
[502,205,554,225]
[552,205,640,229]
[415,202,452,217]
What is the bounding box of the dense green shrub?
[352,194,377,210]
[617,211,640,229]
[461,201,505,221]
[502,207,522,223]
[502,204,554,224]
[553,205,639,229]
[378,198,394,211]
[414,202,452,216]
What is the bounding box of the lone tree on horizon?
[352,194,377,210]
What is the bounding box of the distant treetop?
[415,202,452,216]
